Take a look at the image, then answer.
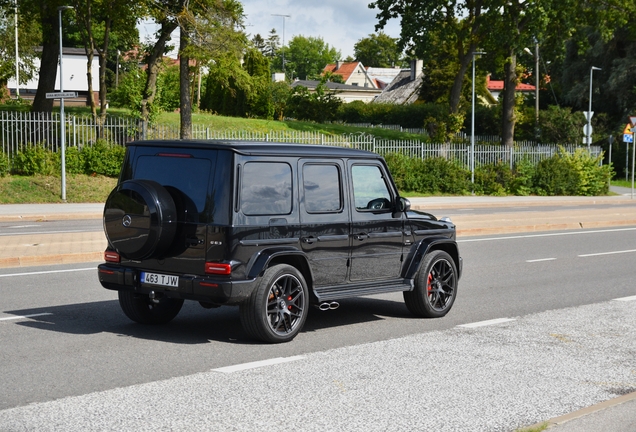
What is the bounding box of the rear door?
[347,161,404,281]
[298,159,350,287]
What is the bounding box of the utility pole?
[272,14,291,77]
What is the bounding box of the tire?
[118,290,184,324]
[103,180,177,260]
[404,250,458,318]
[239,264,309,343]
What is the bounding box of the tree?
[282,35,340,81]
[71,0,140,122]
[264,28,280,60]
[370,0,488,115]
[141,0,245,137]
[353,32,403,68]
[251,33,266,55]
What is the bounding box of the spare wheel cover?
[103,179,177,260]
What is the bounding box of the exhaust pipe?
[317,301,339,311]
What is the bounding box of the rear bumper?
[97,263,257,305]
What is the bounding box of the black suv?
[98,141,462,343]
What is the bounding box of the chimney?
[410,59,423,81]
[336,60,343,71]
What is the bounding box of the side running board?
[314,279,414,302]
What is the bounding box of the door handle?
[301,236,316,244]
[186,237,203,247]
[353,233,369,241]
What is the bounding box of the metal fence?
[1,111,602,169]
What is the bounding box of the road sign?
[582,111,594,121]
[630,116,636,127]
[623,124,632,134]
[623,134,633,143]
[45,91,78,99]
[583,124,593,137]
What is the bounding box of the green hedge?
[385,148,612,196]
[8,140,125,177]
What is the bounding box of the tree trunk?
[31,6,58,113]
[449,44,475,114]
[98,16,111,123]
[502,51,517,148]
[141,21,178,123]
[179,25,192,140]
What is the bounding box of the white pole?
[14,0,19,97]
[471,51,485,191]
[588,66,601,150]
[58,6,73,202]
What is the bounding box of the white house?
[6,47,100,106]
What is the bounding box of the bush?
[61,146,85,175]
[10,142,125,177]
[385,153,470,194]
[12,145,57,176]
[510,158,535,196]
[0,151,9,176]
[474,162,513,196]
[83,140,125,177]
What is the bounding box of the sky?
[137,0,401,59]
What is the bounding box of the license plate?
[140,271,179,287]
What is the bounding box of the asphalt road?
[0,226,635,430]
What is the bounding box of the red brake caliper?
[427,273,433,292]
[288,296,293,310]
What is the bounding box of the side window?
[351,164,392,211]
[303,164,342,213]
[241,162,292,215]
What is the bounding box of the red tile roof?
[323,62,362,82]
[486,74,535,92]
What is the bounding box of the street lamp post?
[14,0,19,98]
[587,66,601,149]
[524,41,540,138]
[58,5,73,202]
[272,14,291,77]
[471,51,486,188]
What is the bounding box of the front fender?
[402,237,462,280]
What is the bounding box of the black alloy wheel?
[240,264,308,343]
[403,250,457,318]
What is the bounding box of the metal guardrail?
[1,112,602,169]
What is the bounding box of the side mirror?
[397,197,411,212]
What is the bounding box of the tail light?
[104,251,121,263]
[205,262,232,275]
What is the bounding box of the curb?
[0,213,103,223]
[520,391,636,431]
[457,218,636,237]
[0,251,104,269]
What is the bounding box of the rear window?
[241,162,292,215]
[134,154,212,215]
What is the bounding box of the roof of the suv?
[127,140,382,159]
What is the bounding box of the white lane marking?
[613,295,636,302]
[578,249,636,258]
[0,268,95,278]
[526,258,556,263]
[0,313,53,321]
[7,225,41,229]
[458,318,516,328]
[0,229,93,236]
[458,227,636,243]
[212,355,306,373]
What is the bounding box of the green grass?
[0,174,117,203]
[611,179,635,188]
